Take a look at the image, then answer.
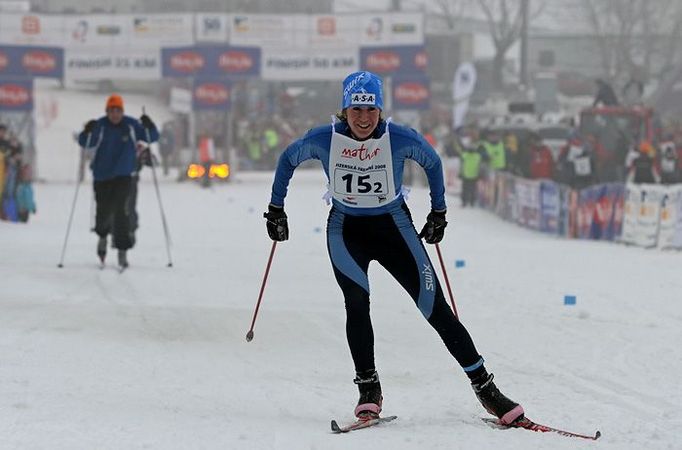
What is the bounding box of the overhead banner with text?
[0,45,63,79]
[360,45,427,76]
[162,46,260,78]
[261,48,357,81]
[64,48,160,81]
[0,77,33,111]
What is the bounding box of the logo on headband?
[351,93,376,105]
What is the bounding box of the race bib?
[574,156,591,176]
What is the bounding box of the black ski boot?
[472,373,524,425]
[354,370,382,419]
[117,250,129,269]
[97,236,107,262]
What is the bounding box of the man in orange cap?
[78,93,159,269]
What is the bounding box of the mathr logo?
[0,84,31,107]
[365,52,400,72]
[195,83,229,105]
[394,82,429,104]
[219,51,253,72]
[170,52,205,73]
[22,16,41,35]
[22,51,57,73]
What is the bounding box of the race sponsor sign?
[357,13,424,47]
[62,15,130,47]
[130,14,193,46]
[0,13,65,45]
[193,78,231,110]
[261,47,357,81]
[0,78,33,111]
[391,76,430,110]
[162,46,260,78]
[539,180,560,234]
[229,14,304,48]
[0,45,63,79]
[64,48,160,81]
[195,13,229,43]
[514,177,541,230]
[360,45,427,76]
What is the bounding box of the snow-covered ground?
[1,85,681,449]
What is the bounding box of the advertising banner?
[64,48,160,81]
[229,14,304,48]
[129,14,193,46]
[0,14,65,45]
[539,180,560,234]
[673,187,682,249]
[193,78,231,111]
[261,47,357,81]
[515,177,541,229]
[360,45,427,76]
[657,186,682,249]
[0,78,33,111]
[195,13,229,43]
[0,45,63,79]
[620,184,640,245]
[391,75,430,110]
[635,184,664,248]
[162,46,260,78]
[62,15,130,47]
[357,13,424,47]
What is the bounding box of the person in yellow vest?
[478,128,507,172]
[458,142,488,207]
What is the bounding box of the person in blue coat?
[264,71,525,424]
[78,94,159,268]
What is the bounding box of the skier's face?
[346,106,380,140]
[106,107,123,125]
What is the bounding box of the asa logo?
[394,82,429,104]
[351,93,375,105]
[218,51,253,72]
[0,52,8,71]
[0,84,31,107]
[170,52,205,73]
[22,51,57,73]
[365,52,400,72]
[414,50,428,70]
[195,83,229,105]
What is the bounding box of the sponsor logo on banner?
[21,15,40,35]
[317,17,336,36]
[366,17,383,40]
[195,83,229,105]
[22,50,57,73]
[202,16,222,33]
[392,23,416,33]
[97,25,121,35]
[414,50,428,69]
[0,84,30,107]
[365,51,400,72]
[218,50,253,72]
[0,52,8,71]
[72,20,88,42]
[233,16,250,32]
[394,82,429,104]
[170,51,205,73]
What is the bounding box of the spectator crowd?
[0,123,36,223]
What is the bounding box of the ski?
[331,415,397,433]
[482,417,601,441]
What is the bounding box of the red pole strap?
[246,241,278,341]
[435,243,459,318]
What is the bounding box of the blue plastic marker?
[313,226,322,233]
[564,295,577,305]
[455,259,466,268]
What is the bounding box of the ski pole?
[58,133,92,268]
[435,243,459,318]
[246,241,278,342]
[143,107,173,267]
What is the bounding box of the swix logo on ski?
[395,82,429,104]
[22,51,57,73]
[170,52,205,73]
[0,52,8,71]
[422,263,434,291]
[218,51,253,72]
[341,143,380,161]
[0,85,31,107]
[351,93,375,105]
[365,52,400,72]
[195,83,229,104]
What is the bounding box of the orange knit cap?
[105,94,124,111]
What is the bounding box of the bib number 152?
[336,171,386,194]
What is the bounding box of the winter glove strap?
[419,209,447,244]
[263,204,289,242]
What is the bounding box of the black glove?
[263,204,289,242]
[83,120,97,134]
[138,148,154,167]
[419,210,447,244]
[140,114,155,130]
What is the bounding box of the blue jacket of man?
[270,119,446,216]
[78,115,159,181]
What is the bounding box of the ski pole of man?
[245,241,278,342]
[261,70,525,426]
[76,94,159,271]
